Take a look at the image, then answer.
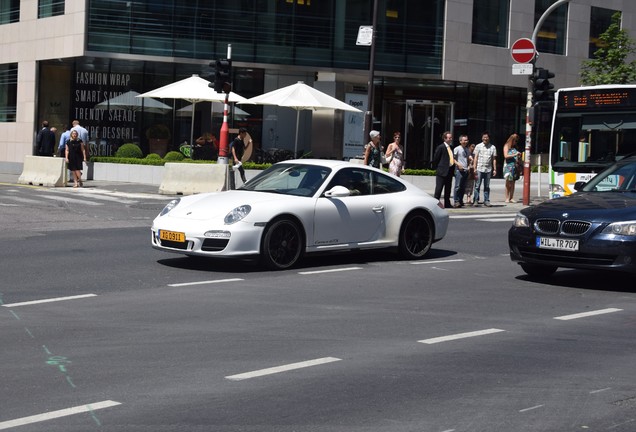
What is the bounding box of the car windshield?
[582,158,636,192]
[239,163,331,197]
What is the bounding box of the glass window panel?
[472,0,509,47]
[534,0,567,55]
[589,7,619,58]
[0,0,19,24]
[0,63,18,122]
[86,0,443,75]
[39,0,65,18]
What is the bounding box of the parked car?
[509,155,636,277]
[152,159,449,270]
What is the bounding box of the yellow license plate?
[160,230,185,243]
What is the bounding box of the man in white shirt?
[472,131,497,207]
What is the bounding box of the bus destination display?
[559,88,636,110]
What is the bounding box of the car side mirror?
[324,185,351,197]
[573,181,586,191]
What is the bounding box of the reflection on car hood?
[168,190,302,221]
[525,191,636,221]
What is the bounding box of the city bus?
[548,84,636,198]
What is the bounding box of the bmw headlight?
[224,205,251,224]
[601,221,636,236]
[513,213,530,228]
[159,198,180,216]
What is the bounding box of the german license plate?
[536,237,579,251]
[160,230,185,243]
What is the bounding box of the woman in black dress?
[65,129,87,187]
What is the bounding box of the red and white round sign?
[511,38,536,64]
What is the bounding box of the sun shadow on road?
[516,269,636,293]
[156,247,459,273]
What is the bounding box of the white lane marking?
[450,213,517,219]
[2,196,47,205]
[36,194,102,206]
[418,328,505,344]
[226,357,342,381]
[0,203,19,206]
[0,400,121,430]
[411,259,465,265]
[2,294,97,308]
[590,387,611,394]
[298,267,362,275]
[64,191,136,204]
[72,188,169,201]
[519,404,544,413]
[477,217,515,222]
[554,308,623,321]
[168,278,244,287]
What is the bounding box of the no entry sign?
[511,38,536,64]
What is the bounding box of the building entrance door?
[403,100,454,169]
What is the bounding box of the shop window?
[39,0,65,18]
[534,0,567,55]
[0,0,19,24]
[589,7,619,58]
[0,63,17,122]
[472,0,509,47]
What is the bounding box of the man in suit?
[35,120,56,156]
[432,131,456,208]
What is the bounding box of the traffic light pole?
[523,0,570,205]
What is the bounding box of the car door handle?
[372,205,385,213]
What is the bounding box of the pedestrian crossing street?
[0,186,169,208]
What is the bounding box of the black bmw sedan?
[509,155,636,278]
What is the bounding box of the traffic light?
[532,67,555,102]
[211,58,232,93]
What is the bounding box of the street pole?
[363,0,379,146]
[522,71,534,206]
[523,0,571,205]
[218,44,232,166]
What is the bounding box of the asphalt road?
[1,182,635,432]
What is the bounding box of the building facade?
[1,0,635,172]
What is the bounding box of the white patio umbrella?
[95,90,172,114]
[177,101,251,119]
[137,74,246,148]
[239,81,362,155]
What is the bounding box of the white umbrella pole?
[294,110,300,157]
[190,101,197,156]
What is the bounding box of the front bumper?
[508,228,636,273]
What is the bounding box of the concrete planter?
[91,162,165,185]
[89,162,261,186]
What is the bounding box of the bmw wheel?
[261,218,303,270]
[398,212,433,259]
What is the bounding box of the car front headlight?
[224,205,251,224]
[513,213,530,228]
[159,198,180,216]
[549,184,565,193]
[601,221,636,236]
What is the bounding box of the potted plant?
[146,124,171,157]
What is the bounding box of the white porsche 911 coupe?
[151,159,449,270]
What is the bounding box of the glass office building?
[2,0,634,170]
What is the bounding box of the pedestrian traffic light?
[211,58,232,93]
[532,67,555,102]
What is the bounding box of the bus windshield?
[548,86,636,198]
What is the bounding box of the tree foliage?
[580,12,636,85]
